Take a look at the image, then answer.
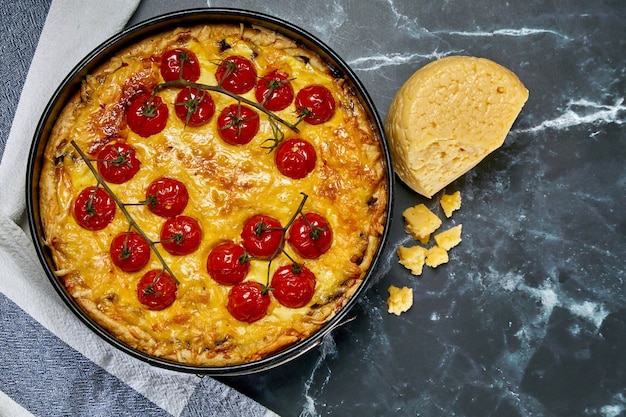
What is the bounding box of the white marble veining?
[518,98,625,134]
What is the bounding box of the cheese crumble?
[387,285,413,316]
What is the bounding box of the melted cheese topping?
[39,24,388,367]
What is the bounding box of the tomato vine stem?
[248,192,310,290]
[153,80,300,134]
[70,140,180,284]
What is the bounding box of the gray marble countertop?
[4,1,625,416]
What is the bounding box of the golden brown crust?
[39,23,388,367]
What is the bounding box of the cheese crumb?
[440,191,461,218]
[402,204,442,243]
[433,224,463,251]
[397,245,428,276]
[387,285,413,315]
[396,192,463,282]
[425,245,449,268]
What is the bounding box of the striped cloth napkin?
[0,1,277,416]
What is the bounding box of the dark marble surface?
[5,1,626,416]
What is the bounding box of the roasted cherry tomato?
[227,281,270,323]
[241,214,284,259]
[74,186,116,231]
[271,263,316,308]
[217,104,260,145]
[174,87,215,127]
[127,93,169,137]
[295,85,336,125]
[215,55,257,94]
[255,70,294,111]
[137,269,177,310]
[160,48,201,82]
[274,138,317,179]
[96,142,141,184]
[110,231,151,272]
[287,212,333,259]
[206,241,250,285]
[144,177,189,218]
[160,215,202,256]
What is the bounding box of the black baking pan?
[26,8,394,375]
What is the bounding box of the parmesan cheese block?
[385,56,529,198]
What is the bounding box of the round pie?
[38,22,389,368]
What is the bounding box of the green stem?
[284,192,309,230]
[261,192,309,289]
[154,80,300,134]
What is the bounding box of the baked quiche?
[38,22,389,367]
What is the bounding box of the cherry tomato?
[271,263,316,308]
[206,241,250,285]
[160,215,202,256]
[127,93,169,137]
[110,231,151,272]
[217,104,260,145]
[74,186,116,231]
[174,87,215,127]
[274,138,317,179]
[287,212,333,259]
[137,269,177,310]
[227,281,270,323]
[215,55,257,94]
[240,214,284,259]
[145,177,189,218]
[255,70,294,111]
[160,48,201,82]
[96,142,141,184]
[295,85,336,125]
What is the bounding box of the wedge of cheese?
[385,56,529,198]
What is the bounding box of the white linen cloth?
[0,1,277,416]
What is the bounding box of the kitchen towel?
[0,1,276,416]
